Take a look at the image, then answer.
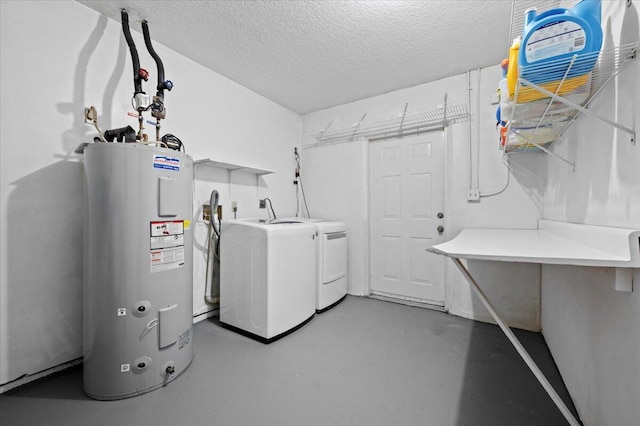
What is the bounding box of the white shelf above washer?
[194,159,274,175]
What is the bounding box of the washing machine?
[276,218,348,312]
[220,219,316,342]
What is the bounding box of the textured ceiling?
[77,1,514,114]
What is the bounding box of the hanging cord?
[216,209,221,254]
[294,148,311,218]
[295,175,301,217]
[204,221,220,304]
[85,106,106,142]
[298,174,311,218]
[205,190,220,305]
[294,148,301,216]
[294,149,300,216]
[161,134,185,152]
[209,190,220,239]
[480,157,511,198]
[264,198,277,220]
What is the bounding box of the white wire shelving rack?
[310,100,469,147]
[504,0,639,169]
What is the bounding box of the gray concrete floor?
[0,296,579,425]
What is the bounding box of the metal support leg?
[451,257,581,426]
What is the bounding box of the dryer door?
[323,231,347,284]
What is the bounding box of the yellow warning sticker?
[184,220,191,230]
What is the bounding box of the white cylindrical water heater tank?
[83,143,194,400]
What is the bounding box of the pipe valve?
[138,68,149,81]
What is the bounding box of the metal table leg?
[451,257,580,426]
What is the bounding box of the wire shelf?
[311,102,469,146]
[503,41,638,158]
[504,0,638,163]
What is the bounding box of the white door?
[369,133,446,306]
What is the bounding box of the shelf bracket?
[512,128,575,169]
[520,77,636,145]
[529,55,579,138]
[397,102,409,135]
[316,120,334,143]
[351,113,367,140]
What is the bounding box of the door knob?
[437,226,444,234]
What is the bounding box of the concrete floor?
[0,296,579,425]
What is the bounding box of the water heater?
[83,143,193,400]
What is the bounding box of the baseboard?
[448,307,542,332]
[0,357,82,395]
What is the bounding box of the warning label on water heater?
[150,221,185,273]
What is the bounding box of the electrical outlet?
[259,199,266,209]
[467,189,480,202]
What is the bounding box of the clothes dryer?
[276,218,348,312]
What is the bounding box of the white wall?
[296,139,370,296]
[5,6,635,422]
[0,1,300,390]
[301,68,544,329]
[541,2,640,425]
